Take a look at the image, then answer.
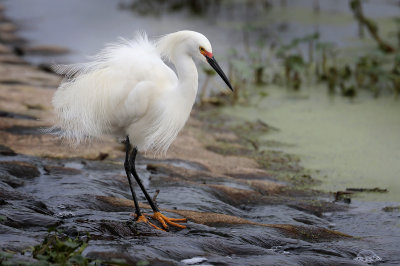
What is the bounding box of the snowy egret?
[52,30,233,230]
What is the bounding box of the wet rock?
[2,125,41,135]
[96,195,151,212]
[0,110,36,120]
[0,144,16,156]
[146,158,210,172]
[0,161,40,179]
[0,181,34,200]
[1,198,58,229]
[266,224,351,242]
[297,256,363,266]
[288,200,347,217]
[207,184,262,205]
[21,200,53,216]
[0,250,39,265]
[292,215,327,226]
[0,172,24,187]
[43,165,82,176]
[201,239,267,256]
[98,196,352,241]
[97,220,157,237]
[86,251,175,266]
[0,224,44,252]
[3,209,60,229]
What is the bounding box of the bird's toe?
[132,213,165,231]
[151,211,187,229]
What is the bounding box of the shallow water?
[224,86,400,202]
[3,0,398,64]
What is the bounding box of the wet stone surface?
[0,153,399,265]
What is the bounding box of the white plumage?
[52,31,221,155]
[51,30,233,230]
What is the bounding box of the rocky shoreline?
[1,4,387,265]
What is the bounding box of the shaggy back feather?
[51,32,157,145]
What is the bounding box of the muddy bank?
[0,4,399,266]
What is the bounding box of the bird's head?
[189,32,233,91]
[159,31,233,91]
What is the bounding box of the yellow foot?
[132,213,164,231]
[130,212,187,231]
[151,211,187,230]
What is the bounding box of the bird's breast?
[126,90,195,156]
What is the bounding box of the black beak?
[206,56,233,91]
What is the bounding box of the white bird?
[51,30,233,231]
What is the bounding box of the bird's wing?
[51,32,177,144]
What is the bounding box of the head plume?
[156,30,212,62]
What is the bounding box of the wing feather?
[50,32,176,145]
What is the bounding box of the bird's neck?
[172,53,198,102]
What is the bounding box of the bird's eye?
[199,47,205,52]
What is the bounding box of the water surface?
[224,86,400,201]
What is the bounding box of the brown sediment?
[97,195,352,241]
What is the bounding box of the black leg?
[124,136,142,218]
[129,146,160,212]
[125,142,187,230]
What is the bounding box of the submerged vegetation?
[221,1,400,104]
[198,0,400,104]
[120,0,400,103]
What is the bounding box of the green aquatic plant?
[275,33,320,90]
[315,42,336,80]
[32,228,91,265]
[283,54,304,90]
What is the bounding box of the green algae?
[221,85,400,202]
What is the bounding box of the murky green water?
[224,86,400,201]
